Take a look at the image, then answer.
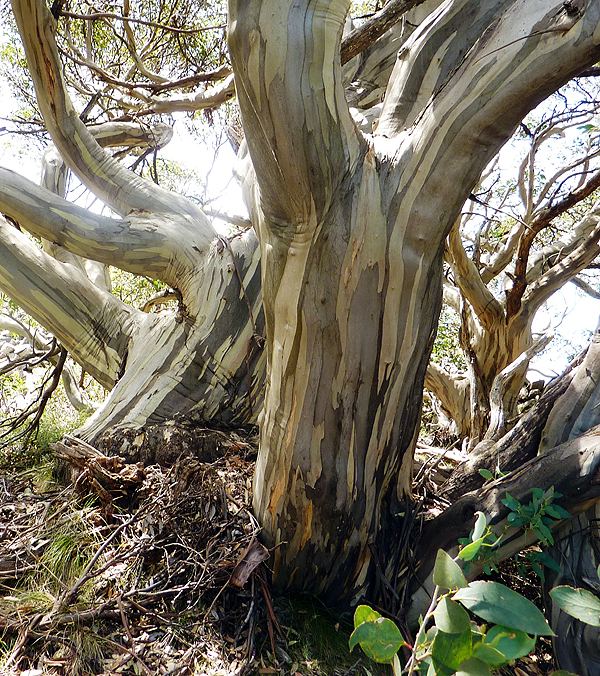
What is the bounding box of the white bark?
[229,0,600,601]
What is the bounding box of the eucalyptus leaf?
[433,549,468,589]
[458,536,487,562]
[472,512,487,541]
[434,597,471,634]
[453,581,553,635]
[348,617,404,663]
[455,657,491,676]
[431,627,472,673]
[354,604,381,627]
[473,642,507,667]
[549,586,600,627]
[483,625,536,661]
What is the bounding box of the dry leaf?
[229,537,269,587]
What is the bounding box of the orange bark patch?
[300,500,313,549]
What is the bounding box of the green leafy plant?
[502,487,570,546]
[350,537,552,674]
[349,504,575,675]
[549,562,600,630]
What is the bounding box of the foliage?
[431,305,465,371]
[502,487,570,547]
[550,584,600,627]
[349,504,579,675]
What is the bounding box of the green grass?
[273,596,388,676]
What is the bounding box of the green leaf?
[507,513,524,528]
[551,504,570,519]
[501,493,519,512]
[348,617,404,663]
[484,625,536,662]
[549,586,600,627]
[433,550,468,589]
[354,605,381,627]
[534,523,554,546]
[549,672,581,676]
[531,551,561,573]
[431,627,472,673]
[479,469,494,481]
[434,597,471,634]
[472,512,487,541]
[453,581,554,636]
[455,657,491,676]
[459,536,487,562]
[472,642,507,667]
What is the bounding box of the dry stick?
[3,612,43,670]
[102,635,153,676]
[52,505,149,613]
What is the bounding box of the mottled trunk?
[229,0,600,603]
[251,164,443,603]
[540,323,600,674]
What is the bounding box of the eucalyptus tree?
[426,95,600,446]
[3,0,600,624]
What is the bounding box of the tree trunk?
[540,322,600,674]
[228,0,600,603]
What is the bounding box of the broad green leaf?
[532,551,561,573]
[354,604,381,627]
[472,642,507,667]
[479,469,494,481]
[550,586,600,627]
[544,504,570,520]
[535,522,554,545]
[434,597,471,634]
[501,493,519,512]
[433,550,468,589]
[458,536,487,562]
[484,625,536,661]
[453,581,554,636]
[431,627,472,674]
[455,657,491,676]
[472,512,487,541]
[348,617,404,663]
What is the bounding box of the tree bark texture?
[540,322,600,673]
[3,0,600,610]
[229,0,600,603]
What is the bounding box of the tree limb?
[228,0,364,225]
[0,167,209,287]
[0,217,134,388]
[521,205,600,317]
[340,0,428,65]
[11,0,214,226]
[446,222,504,330]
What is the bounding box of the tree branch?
[10,0,214,227]
[0,168,208,287]
[506,169,600,319]
[340,0,428,65]
[147,74,235,114]
[228,0,364,225]
[446,222,504,331]
[0,217,134,388]
[59,10,224,36]
[521,204,600,317]
[571,274,600,300]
